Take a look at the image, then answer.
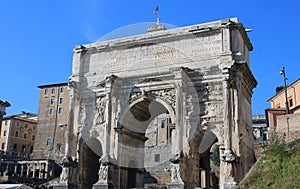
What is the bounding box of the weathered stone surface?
[55,18,257,189]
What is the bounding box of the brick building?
[267,78,300,139]
[0,112,37,157]
[32,83,69,163]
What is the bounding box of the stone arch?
[119,95,176,133]
[78,137,103,189]
[131,96,176,122]
[189,129,219,189]
[117,96,175,188]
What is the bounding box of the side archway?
[78,137,103,189]
[189,129,219,188]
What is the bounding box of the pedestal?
[221,181,237,189]
[53,183,69,189]
[168,183,184,189]
[92,183,109,189]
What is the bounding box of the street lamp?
[280,67,289,115]
[280,67,290,138]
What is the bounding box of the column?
[26,164,30,177]
[4,163,9,176]
[222,79,231,150]
[20,164,24,177]
[39,163,42,179]
[172,67,185,154]
[14,164,17,175]
[32,163,36,178]
[169,67,185,189]
[44,162,48,179]
[56,79,78,188]
[219,73,236,188]
[103,75,116,159]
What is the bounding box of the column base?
[168,182,184,189]
[221,181,237,189]
[93,183,109,189]
[52,183,74,189]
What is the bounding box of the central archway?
[118,97,175,188]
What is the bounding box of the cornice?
[76,18,245,54]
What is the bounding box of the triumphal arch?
[54,18,257,189]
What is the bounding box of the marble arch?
[54,18,257,189]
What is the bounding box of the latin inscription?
[84,33,222,74]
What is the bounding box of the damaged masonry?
[54,18,257,189]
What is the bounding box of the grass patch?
[238,136,300,189]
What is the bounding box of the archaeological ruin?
[54,18,257,189]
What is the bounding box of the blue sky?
[1,0,299,116]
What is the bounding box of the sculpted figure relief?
[171,163,183,183]
[98,164,108,182]
[95,96,106,125]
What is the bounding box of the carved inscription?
[86,33,221,73]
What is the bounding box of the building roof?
[37,82,68,89]
[3,112,38,123]
[267,78,300,102]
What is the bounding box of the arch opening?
[79,138,103,189]
[119,98,175,188]
[191,130,219,189]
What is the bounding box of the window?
[24,133,27,139]
[47,138,52,146]
[59,97,63,104]
[56,143,61,152]
[4,120,8,126]
[3,130,6,136]
[289,99,293,107]
[32,135,35,141]
[16,121,20,127]
[161,120,165,128]
[50,98,54,105]
[44,89,48,95]
[168,117,172,124]
[22,145,26,153]
[154,154,160,162]
[49,108,53,115]
[51,88,56,94]
[58,108,63,115]
[33,125,36,130]
[13,143,17,151]
[1,143,5,150]
[24,123,28,129]
[15,131,19,137]
[60,87,64,93]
